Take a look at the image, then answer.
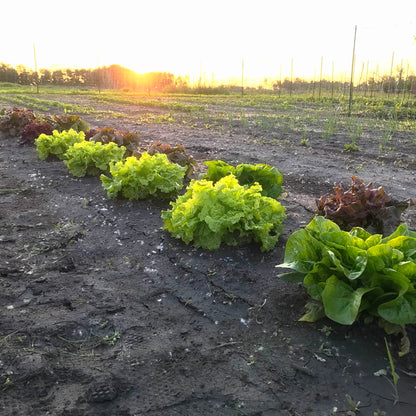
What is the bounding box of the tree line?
[0,63,185,92]
[269,74,416,96]
[1,62,415,96]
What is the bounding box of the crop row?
[1,106,416,355]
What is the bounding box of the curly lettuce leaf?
[202,160,283,198]
[162,175,286,252]
[35,129,85,160]
[203,160,236,182]
[235,163,283,199]
[100,152,187,200]
[65,141,126,177]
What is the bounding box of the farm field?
[1,88,416,415]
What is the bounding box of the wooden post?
[199,60,202,89]
[404,61,410,100]
[364,60,369,96]
[398,59,403,98]
[348,25,357,117]
[312,68,316,98]
[290,58,293,96]
[241,59,244,96]
[388,51,394,98]
[33,43,39,94]
[358,61,365,95]
[319,56,323,99]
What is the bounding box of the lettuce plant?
[315,176,409,235]
[146,142,196,178]
[20,122,53,145]
[0,107,35,137]
[86,127,141,155]
[100,152,187,200]
[278,216,416,333]
[162,175,286,252]
[35,129,85,160]
[203,160,283,199]
[64,141,126,177]
[48,114,89,132]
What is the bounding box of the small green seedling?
[384,338,400,405]
[345,394,361,414]
[103,331,120,346]
[344,143,360,152]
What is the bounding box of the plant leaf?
[299,301,326,322]
[322,275,375,325]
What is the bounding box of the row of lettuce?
[1,107,415,354]
[34,128,287,252]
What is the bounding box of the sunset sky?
[1,0,415,85]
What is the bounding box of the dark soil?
[1,95,416,416]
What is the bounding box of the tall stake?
[405,61,410,100]
[348,25,357,117]
[241,59,244,96]
[290,58,293,96]
[33,43,39,94]
[319,56,323,99]
[388,51,394,98]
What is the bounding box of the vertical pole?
[348,25,357,117]
[358,61,365,95]
[312,68,316,98]
[405,61,410,100]
[241,59,244,96]
[398,58,403,98]
[343,71,347,96]
[408,66,414,100]
[319,56,323,99]
[279,64,282,97]
[331,61,334,99]
[96,55,101,94]
[388,51,394,98]
[290,57,293,96]
[33,43,39,94]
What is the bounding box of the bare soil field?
[1,93,416,415]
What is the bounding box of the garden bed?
[0,93,416,415]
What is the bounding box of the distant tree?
[30,71,40,86]
[52,70,64,84]
[18,70,31,85]
[272,80,281,91]
[0,63,18,83]
[381,75,395,94]
[175,75,188,88]
[40,69,52,84]
[65,69,75,85]
[73,69,86,84]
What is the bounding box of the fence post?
[241,59,244,96]
[348,25,357,117]
[33,43,39,94]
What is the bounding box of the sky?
[1,0,415,85]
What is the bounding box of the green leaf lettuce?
[162,175,286,251]
[277,216,416,327]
